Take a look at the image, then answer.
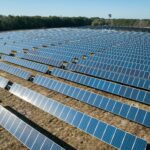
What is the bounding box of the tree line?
[91,18,150,27]
[0,15,149,31]
[0,15,92,31]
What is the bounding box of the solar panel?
[77,60,150,80]
[17,53,63,67]
[9,83,148,150]
[80,56,149,72]
[66,63,150,90]
[1,55,49,73]
[33,75,150,127]
[92,52,150,64]
[0,28,150,149]
[0,105,64,150]
[0,62,31,80]
[0,76,9,88]
[28,49,83,60]
[51,68,150,105]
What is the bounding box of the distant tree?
[108,14,112,25]
[108,14,112,19]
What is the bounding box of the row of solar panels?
[67,48,149,61]
[0,43,88,61]
[1,33,150,51]
[0,63,149,127]
[2,55,149,91]
[1,31,148,59]
[1,38,149,69]
[21,50,150,74]
[105,47,150,55]
[42,33,149,51]
[0,105,64,150]
[32,45,150,65]
[76,60,149,80]
[1,46,149,83]
[67,63,150,91]
[0,62,31,80]
[33,75,150,127]
[16,53,65,67]
[78,57,150,72]
[85,54,150,66]
[1,55,49,73]
[1,60,149,106]
[24,51,76,62]
[0,77,148,150]
[51,68,150,105]
[97,49,150,58]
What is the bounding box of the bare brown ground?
[0,62,150,150]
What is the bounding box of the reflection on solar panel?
[67,64,150,90]
[0,76,9,88]
[0,62,31,80]
[33,75,150,127]
[52,68,150,105]
[9,83,148,150]
[0,105,64,150]
[1,55,49,73]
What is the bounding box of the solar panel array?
[67,63,150,90]
[1,55,49,73]
[9,83,147,150]
[0,105,64,150]
[33,75,150,127]
[1,62,149,127]
[77,59,150,80]
[0,62,31,80]
[17,53,63,67]
[52,68,150,105]
[78,56,150,71]
[0,28,150,150]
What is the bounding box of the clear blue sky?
[0,0,149,19]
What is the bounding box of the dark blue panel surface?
[65,109,76,124]
[31,133,45,150]
[111,129,125,149]
[106,99,115,112]
[144,112,150,127]
[26,130,39,148]
[59,107,70,120]
[112,102,122,114]
[121,133,136,150]
[119,104,130,117]
[78,115,91,130]
[40,139,53,150]
[127,107,138,120]
[135,109,146,124]
[72,112,84,127]
[102,126,116,144]
[86,118,99,135]
[132,138,147,150]
[94,121,107,139]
